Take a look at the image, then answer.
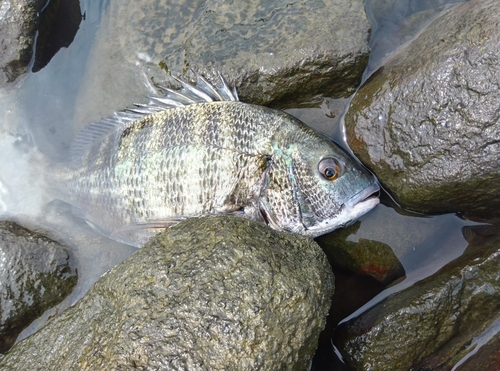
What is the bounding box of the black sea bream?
[51,73,379,247]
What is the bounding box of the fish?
[49,72,380,247]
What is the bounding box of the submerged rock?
[335,224,500,371]
[345,0,500,220]
[447,328,500,371]
[74,0,370,127]
[160,0,370,107]
[0,216,334,370]
[0,0,45,85]
[31,0,82,72]
[316,221,405,284]
[0,220,77,353]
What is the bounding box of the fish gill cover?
[46,71,380,247]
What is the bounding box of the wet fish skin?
[51,75,379,247]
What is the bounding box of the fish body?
[51,74,379,247]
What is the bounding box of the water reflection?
[32,0,82,72]
[0,0,486,365]
[22,0,110,161]
[364,0,468,78]
[338,207,481,322]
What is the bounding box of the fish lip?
[300,182,380,238]
[343,183,380,209]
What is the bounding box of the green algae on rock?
[0,216,334,370]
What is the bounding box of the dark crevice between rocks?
[32,0,82,72]
[311,263,388,370]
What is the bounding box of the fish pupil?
[318,158,341,180]
[325,167,336,179]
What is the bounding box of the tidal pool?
[0,0,486,369]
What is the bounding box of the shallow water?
[0,0,486,367]
[0,0,137,341]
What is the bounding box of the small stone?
[316,221,405,284]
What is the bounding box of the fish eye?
[318,158,342,181]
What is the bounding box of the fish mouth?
[344,183,381,210]
[301,182,381,238]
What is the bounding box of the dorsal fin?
[216,72,239,102]
[149,70,239,107]
[70,116,126,161]
[69,71,239,161]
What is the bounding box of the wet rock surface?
[0,220,77,353]
[417,318,500,371]
[365,0,463,75]
[159,0,370,107]
[0,216,334,370]
[74,0,370,127]
[0,0,45,85]
[316,221,405,284]
[451,329,500,371]
[345,0,500,219]
[335,224,500,371]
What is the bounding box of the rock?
[160,0,370,107]
[334,224,500,371]
[366,0,452,75]
[345,0,500,220]
[448,329,500,371]
[31,0,82,72]
[365,0,463,73]
[0,216,334,370]
[74,0,370,127]
[0,220,77,353]
[0,0,45,85]
[316,221,405,284]
[416,320,500,371]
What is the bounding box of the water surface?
[0,0,483,367]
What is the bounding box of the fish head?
[260,114,380,237]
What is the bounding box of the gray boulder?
[335,224,500,371]
[345,0,500,219]
[0,0,45,85]
[0,216,334,370]
[0,220,77,353]
[74,0,370,126]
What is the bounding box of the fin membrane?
[70,71,239,161]
[127,70,239,115]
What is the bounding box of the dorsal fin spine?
[69,72,239,162]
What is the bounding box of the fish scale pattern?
[50,78,378,246]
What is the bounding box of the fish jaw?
[301,183,380,238]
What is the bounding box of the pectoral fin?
[109,218,186,247]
